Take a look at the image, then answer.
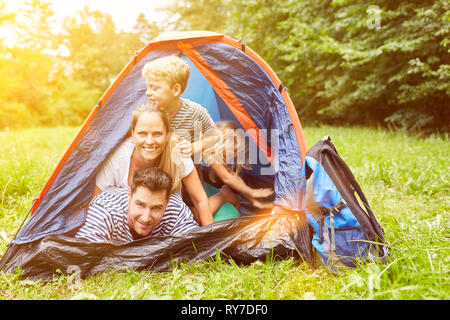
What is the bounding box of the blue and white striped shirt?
[75,187,199,243]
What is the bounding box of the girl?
[203,121,274,211]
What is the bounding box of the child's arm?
[210,163,273,200]
[192,129,219,157]
[174,128,220,158]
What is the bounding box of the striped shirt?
[75,187,199,243]
[170,98,216,143]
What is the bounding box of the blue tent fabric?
[181,57,221,122]
[12,38,304,245]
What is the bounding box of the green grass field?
[0,126,448,300]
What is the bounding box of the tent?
[0,31,313,280]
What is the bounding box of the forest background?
[0,0,448,135]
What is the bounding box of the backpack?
[301,136,389,270]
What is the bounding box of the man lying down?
[75,167,199,243]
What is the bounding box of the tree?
[0,0,57,129]
[15,0,58,51]
[0,1,163,129]
[162,0,450,133]
[274,0,450,133]
[133,13,161,45]
[58,7,133,92]
[161,0,231,32]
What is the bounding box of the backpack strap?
[327,199,347,214]
[327,139,386,239]
[305,172,348,259]
[322,139,389,258]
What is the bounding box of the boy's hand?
[173,135,192,158]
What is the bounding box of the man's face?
[127,186,168,239]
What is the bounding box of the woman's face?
[132,112,168,165]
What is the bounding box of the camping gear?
[303,136,389,270]
[0,31,311,279]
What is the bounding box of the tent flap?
[1,213,312,281]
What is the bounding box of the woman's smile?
[131,112,168,165]
[142,145,158,153]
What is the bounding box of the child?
[141,55,219,159]
[203,121,274,211]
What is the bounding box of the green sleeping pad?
[203,182,240,222]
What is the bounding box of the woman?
[92,102,236,226]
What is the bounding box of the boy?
[141,55,219,162]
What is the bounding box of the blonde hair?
[141,55,190,93]
[130,101,184,194]
[207,121,250,183]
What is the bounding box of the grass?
[0,125,448,300]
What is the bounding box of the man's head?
[142,56,190,112]
[127,167,173,239]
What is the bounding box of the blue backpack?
[301,137,389,270]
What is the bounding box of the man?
[75,167,199,243]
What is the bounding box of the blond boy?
[142,55,219,160]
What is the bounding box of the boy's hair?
[142,55,190,93]
[130,167,173,201]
